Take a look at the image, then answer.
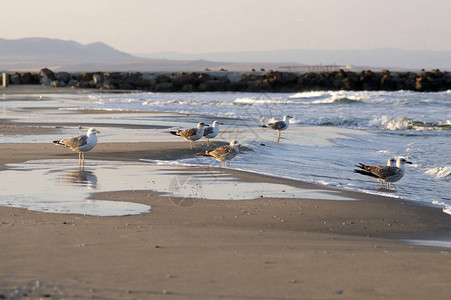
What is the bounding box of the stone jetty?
[1,68,450,92]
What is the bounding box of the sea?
[1,90,450,216]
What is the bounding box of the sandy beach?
[1,87,450,299]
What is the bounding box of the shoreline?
[1,140,449,239]
[1,112,449,219]
[1,95,451,299]
[1,113,450,239]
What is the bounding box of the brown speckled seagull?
[354,157,412,189]
[170,122,208,149]
[53,128,100,168]
[197,140,241,167]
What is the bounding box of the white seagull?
[197,140,241,167]
[354,157,412,189]
[53,128,100,168]
[261,115,293,143]
[203,121,223,146]
[170,122,208,149]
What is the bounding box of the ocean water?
[85,90,451,214]
[1,90,450,215]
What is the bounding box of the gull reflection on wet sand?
[57,170,98,189]
[0,159,152,216]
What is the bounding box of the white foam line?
[404,239,451,249]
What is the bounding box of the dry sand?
[0,93,450,299]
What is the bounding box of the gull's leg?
[277,131,281,143]
[190,141,193,149]
[82,152,85,169]
[79,152,82,168]
[193,140,198,150]
[207,138,210,147]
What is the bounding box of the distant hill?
[0,37,137,64]
[137,48,451,70]
[0,37,300,72]
[1,38,449,72]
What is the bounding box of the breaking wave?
[235,95,365,105]
[234,97,298,105]
[369,116,451,131]
[425,166,451,181]
[297,116,451,131]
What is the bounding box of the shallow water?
[0,159,354,216]
[0,160,151,216]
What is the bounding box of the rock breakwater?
[2,68,450,92]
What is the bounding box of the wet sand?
[1,90,451,299]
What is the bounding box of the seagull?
[53,128,100,168]
[261,115,293,143]
[354,158,395,188]
[170,122,208,149]
[203,121,223,146]
[197,140,241,167]
[354,157,412,189]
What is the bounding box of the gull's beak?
[406,160,412,164]
[220,122,225,125]
[95,130,101,134]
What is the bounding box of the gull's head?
[198,122,208,128]
[87,128,100,135]
[387,158,396,166]
[212,121,224,127]
[230,140,241,147]
[396,157,412,167]
[283,115,293,122]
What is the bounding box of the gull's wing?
[203,127,214,136]
[178,128,197,138]
[268,120,286,130]
[58,135,88,149]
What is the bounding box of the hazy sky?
[1,0,450,54]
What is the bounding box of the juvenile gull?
[354,157,412,189]
[170,122,208,149]
[197,140,241,167]
[354,158,395,188]
[261,115,293,143]
[203,120,223,146]
[53,128,100,168]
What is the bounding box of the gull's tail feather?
[354,169,378,179]
[354,163,367,169]
[169,131,179,136]
[197,152,211,157]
